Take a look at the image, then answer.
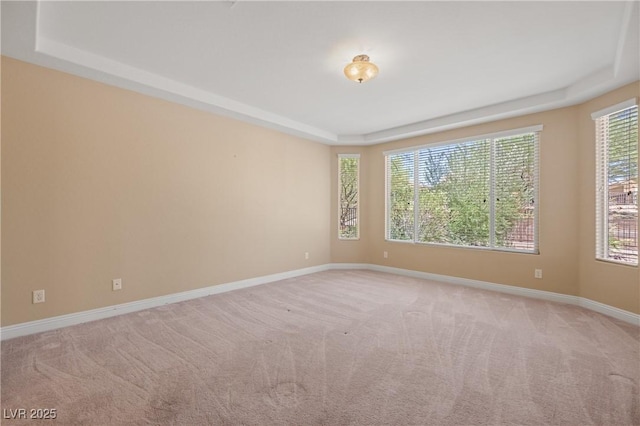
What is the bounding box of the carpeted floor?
[1,270,639,425]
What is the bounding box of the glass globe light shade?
[344,54,379,83]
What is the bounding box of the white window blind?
[338,154,360,239]
[386,127,539,253]
[594,100,638,265]
[387,152,415,241]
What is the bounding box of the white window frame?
[592,98,638,266]
[338,154,360,240]
[384,125,542,254]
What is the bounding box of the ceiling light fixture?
[344,54,379,83]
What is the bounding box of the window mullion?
[385,156,390,240]
[601,118,610,259]
[489,139,496,249]
[413,150,420,243]
[533,133,540,253]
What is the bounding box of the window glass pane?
[494,133,537,251]
[418,140,490,246]
[417,145,451,243]
[339,156,359,239]
[388,152,415,240]
[385,128,539,253]
[597,105,638,264]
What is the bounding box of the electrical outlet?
[304,252,309,260]
[383,251,388,259]
[112,278,122,291]
[534,269,542,279]
[32,289,45,304]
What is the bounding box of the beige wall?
[330,147,371,264]
[2,56,638,327]
[1,57,331,326]
[577,82,639,314]
[334,107,582,298]
[331,83,639,315]
[1,51,2,326]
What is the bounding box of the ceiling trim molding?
[33,34,633,147]
[356,89,567,145]
[30,0,337,144]
[35,36,338,144]
[614,1,636,77]
[2,0,637,146]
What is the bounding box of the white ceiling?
[2,1,639,145]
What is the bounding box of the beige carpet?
[1,270,639,425]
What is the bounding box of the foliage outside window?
[593,101,638,265]
[386,127,540,253]
[339,154,359,239]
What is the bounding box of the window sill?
[385,238,539,255]
[595,258,638,268]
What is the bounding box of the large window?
[593,100,638,265]
[385,126,540,253]
[339,154,359,239]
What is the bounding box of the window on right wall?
[593,99,638,265]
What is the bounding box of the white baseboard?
[577,298,640,326]
[366,264,580,305]
[326,262,371,270]
[2,263,637,340]
[356,263,639,326]
[0,264,331,341]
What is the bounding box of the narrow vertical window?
[338,154,360,239]
[593,100,638,265]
